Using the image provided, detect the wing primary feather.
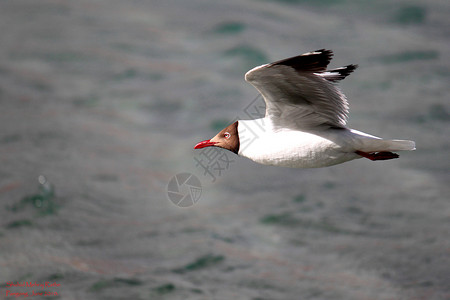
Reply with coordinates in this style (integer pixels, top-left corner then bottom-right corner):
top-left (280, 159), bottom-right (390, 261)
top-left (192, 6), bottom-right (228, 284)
top-left (318, 64), bottom-right (358, 82)
top-left (269, 49), bottom-right (333, 73)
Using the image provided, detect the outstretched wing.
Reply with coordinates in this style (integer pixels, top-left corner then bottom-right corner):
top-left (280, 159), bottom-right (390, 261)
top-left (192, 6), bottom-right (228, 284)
top-left (245, 49), bottom-right (357, 130)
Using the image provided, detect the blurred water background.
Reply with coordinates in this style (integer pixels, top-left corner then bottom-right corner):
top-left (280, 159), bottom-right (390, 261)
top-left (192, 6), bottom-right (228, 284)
top-left (0, 0), bottom-right (449, 299)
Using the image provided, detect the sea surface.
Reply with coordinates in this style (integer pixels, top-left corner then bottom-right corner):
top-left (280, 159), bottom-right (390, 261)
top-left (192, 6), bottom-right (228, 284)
top-left (0, 0), bottom-right (449, 299)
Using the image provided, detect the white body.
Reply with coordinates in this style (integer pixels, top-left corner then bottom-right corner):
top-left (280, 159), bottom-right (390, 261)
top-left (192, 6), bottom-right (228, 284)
top-left (237, 119), bottom-right (415, 168)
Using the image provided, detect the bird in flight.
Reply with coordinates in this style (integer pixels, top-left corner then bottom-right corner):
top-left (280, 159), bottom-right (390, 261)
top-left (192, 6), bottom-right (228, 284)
top-left (194, 49), bottom-right (415, 168)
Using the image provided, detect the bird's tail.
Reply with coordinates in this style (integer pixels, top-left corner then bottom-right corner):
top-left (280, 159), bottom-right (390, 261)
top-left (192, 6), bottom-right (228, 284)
top-left (350, 129), bottom-right (415, 151)
top-left (349, 129), bottom-right (415, 160)
top-left (360, 139), bottom-right (416, 152)
top-left (355, 139), bottom-right (415, 161)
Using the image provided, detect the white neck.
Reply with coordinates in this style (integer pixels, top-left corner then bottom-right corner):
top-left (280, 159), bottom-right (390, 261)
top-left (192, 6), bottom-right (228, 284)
top-left (237, 118), bottom-right (274, 156)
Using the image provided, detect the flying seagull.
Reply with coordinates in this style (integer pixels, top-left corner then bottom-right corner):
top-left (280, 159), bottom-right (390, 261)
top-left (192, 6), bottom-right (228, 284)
top-left (194, 49), bottom-right (415, 168)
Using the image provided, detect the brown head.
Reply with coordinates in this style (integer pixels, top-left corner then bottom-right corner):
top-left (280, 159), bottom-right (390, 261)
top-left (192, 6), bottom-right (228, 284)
top-left (194, 121), bottom-right (240, 154)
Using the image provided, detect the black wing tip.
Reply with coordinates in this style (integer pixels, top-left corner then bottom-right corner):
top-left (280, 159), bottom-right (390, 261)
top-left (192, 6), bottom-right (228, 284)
top-left (314, 49), bottom-right (333, 57)
top-left (346, 64), bottom-right (358, 72)
top-left (309, 48), bottom-right (334, 64)
top-left (336, 64), bottom-right (358, 76)
top-left (321, 64), bottom-right (358, 82)
top-left (271, 49), bottom-right (334, 72)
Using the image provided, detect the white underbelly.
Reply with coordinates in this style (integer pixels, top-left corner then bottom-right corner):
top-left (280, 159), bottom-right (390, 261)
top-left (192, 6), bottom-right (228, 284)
top-left (239, 131), bottom-right (358, 168)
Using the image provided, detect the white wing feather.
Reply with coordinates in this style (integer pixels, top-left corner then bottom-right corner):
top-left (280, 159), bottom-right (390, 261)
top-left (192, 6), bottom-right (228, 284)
top-left (245, 50), bottom-right (356, 130)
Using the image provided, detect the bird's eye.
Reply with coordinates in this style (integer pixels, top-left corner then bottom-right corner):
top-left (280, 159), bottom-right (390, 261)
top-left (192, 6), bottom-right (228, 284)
top-left (224, 132), bottom-right (230, 139)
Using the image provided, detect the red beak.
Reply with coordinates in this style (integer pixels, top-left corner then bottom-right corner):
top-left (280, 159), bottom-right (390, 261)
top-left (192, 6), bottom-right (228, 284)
top-left (194, 139), bottom-right (217, 149)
